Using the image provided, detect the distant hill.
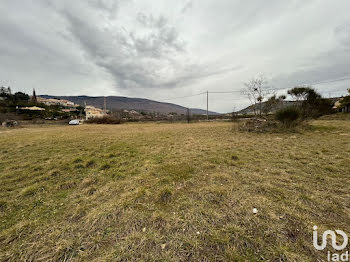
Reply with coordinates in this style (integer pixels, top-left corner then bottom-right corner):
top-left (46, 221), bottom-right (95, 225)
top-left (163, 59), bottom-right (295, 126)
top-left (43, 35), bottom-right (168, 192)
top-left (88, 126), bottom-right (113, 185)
top-left (39, 95), bottom-right (219, 115)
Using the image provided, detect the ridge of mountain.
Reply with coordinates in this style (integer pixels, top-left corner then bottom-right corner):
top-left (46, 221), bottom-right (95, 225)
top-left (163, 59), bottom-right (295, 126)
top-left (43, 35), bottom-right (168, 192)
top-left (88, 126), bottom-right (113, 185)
top-left (39, 95), bottom-right (219, 115)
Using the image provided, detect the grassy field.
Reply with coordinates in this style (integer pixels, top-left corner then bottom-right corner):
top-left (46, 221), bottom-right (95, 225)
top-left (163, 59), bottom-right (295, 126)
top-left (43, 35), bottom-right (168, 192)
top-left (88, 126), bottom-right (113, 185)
top-left (0, 120), bottom-right (350, 261)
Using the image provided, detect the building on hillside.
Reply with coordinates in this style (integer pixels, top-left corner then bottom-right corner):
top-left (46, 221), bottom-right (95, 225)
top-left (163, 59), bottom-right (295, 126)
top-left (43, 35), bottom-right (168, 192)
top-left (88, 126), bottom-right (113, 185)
top-left (85, 105), bottom-right (107, 120)
top-left (61, 108), bottom-right (79, 113)
top-left (334, 98), bottom-right (350, 113)
top-left (19, 106), bottom-right (45, 111)
top-left (122, 109), bottom-right (144, 120)
top-left (128, 110), bottom-right (141, 116)
top-left (37, 97), bottom-right (78, 107)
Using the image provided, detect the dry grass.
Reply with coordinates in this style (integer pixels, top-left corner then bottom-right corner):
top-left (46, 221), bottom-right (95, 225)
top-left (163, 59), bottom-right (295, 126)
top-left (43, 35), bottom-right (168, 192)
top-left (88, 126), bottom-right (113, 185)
top-left (0, 120), bottom-right (350, 261)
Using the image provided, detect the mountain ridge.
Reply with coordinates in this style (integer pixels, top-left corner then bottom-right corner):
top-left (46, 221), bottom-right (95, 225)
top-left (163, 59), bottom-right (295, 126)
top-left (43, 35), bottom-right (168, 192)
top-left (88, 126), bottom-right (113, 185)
top-left (39, 95), bottom-right (219, 115)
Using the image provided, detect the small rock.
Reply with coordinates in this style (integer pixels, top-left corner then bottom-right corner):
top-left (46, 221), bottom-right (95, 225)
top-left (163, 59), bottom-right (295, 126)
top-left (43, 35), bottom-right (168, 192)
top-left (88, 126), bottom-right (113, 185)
top-left (253, 208), bottom-right (258, 214)
top-left (161, 244), bottom-right (166, 250)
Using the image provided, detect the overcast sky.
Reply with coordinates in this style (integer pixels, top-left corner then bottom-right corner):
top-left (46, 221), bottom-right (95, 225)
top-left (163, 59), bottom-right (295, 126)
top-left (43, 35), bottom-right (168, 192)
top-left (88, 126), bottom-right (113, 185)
top-left (1, 0), bottom-right (350, 112)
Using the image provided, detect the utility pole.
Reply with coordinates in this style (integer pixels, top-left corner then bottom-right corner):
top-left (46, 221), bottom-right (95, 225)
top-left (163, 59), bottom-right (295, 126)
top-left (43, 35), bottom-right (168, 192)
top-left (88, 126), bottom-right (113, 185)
top-left (84, 101), bottom-right (87, 120)
top-left (206, 90), bottom-right (209, 121)
top-left (187, 108), bottom-right (190, 123)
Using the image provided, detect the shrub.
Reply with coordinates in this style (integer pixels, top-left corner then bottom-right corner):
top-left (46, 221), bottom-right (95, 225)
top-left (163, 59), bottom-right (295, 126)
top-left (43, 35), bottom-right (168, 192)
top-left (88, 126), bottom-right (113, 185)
top-left (275, 107), bottom-right (301, 127)
top-left (85, 116), bottom-right (121, 124)
top-left (287, 86), bottom-right (333, 118)
top-left (238, 118), bottom-right (279, 133)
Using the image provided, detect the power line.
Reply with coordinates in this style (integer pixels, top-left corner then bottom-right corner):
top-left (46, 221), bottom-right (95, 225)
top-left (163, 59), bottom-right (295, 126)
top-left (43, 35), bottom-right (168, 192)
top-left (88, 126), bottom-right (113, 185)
top-left (208, 75), bottom-right (350, 95)
top-left (309, 76), bottom-right (350, 86)
top-left (161, 92), bottom-right (206, 101)
top-left (159, 75), bottom-right (350, 102)
top-left (152, 75), bottom-right (350, 114)
top-left (268, 76), bottom-right (350, 92)
top-left (206, 91), bottom-right (209, 120)
top-left (209, 91), bottom-right (240, 94)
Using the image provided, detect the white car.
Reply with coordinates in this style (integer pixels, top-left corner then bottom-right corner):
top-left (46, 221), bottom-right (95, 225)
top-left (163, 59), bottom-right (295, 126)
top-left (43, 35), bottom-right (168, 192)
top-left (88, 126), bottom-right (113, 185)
top-left (69, 119), bottom-right (80, 125)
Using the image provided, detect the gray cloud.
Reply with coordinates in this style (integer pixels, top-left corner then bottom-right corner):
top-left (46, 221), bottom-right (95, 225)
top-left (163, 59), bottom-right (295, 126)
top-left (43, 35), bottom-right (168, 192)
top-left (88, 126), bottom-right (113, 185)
top-left (181, 0), bottom-right (193, 14)
top-left (86, 0), bottom-right (121, 18)
top-left (0, 0), bottom-right (349, 112)
top-left (270, 21), bottom-right (350, 96)
top-left (334, 22), bottom-right (350, 47)
top-left (52, 1), bottom-right (239, 90)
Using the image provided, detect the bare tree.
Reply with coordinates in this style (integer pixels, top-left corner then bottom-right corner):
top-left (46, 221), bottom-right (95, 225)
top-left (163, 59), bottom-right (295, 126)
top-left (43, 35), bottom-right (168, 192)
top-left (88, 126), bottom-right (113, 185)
top-left (241, 75), bottom-right (270, 116)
